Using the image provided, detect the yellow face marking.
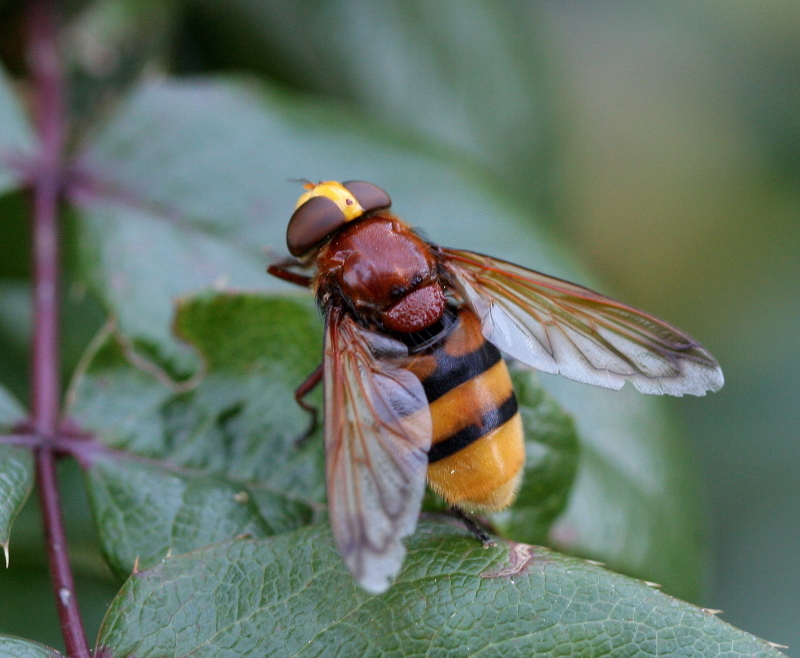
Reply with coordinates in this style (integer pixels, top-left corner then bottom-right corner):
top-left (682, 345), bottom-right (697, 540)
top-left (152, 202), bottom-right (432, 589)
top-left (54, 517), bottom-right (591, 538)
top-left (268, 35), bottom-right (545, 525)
top-left (295, 181), bottom-right (364, 222)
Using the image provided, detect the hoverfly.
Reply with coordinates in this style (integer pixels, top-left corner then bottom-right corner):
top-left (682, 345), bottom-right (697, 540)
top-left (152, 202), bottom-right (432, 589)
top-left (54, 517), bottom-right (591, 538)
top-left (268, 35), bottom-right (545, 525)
top-left (268, 180), bottom-right (723, 594)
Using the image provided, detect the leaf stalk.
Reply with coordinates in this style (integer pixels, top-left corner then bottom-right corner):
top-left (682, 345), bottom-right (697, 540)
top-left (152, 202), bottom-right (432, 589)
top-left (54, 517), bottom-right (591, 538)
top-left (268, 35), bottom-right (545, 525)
top-left (26, 0), bottom-right (92, 654)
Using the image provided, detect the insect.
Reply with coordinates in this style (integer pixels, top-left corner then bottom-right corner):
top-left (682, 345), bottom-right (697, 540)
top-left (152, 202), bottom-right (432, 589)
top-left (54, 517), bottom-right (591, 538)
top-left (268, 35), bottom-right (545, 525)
top-left (268, 180), bottom-right (724, 594)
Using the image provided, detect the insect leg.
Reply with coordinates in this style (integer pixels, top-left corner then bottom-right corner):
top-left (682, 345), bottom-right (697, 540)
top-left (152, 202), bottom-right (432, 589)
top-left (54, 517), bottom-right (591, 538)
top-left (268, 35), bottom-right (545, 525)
top-left (293, 363), bottom-right (324, 447)
top-left (268, 257), bottom-right (313, 288)
top-left (449, 507), bottom-right (497, 548)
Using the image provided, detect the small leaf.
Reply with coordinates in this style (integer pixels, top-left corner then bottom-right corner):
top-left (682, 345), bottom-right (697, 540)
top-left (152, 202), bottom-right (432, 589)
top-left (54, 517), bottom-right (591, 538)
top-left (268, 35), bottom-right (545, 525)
top-left (67, 294), bottom-right (324, 578)
top-left (71, 198), bottom-right (271, 376)
top-left (70, 80), bottom-right (293, 374)
top-left (0, 635), bottom-right (63, 658)
top-left (0, 386), bottom-right (33, 564)
top-left (97, 520), bottom-right (786, 658)
top-left (0, 446), bottom-right (34, 566)
top-left (0, 64), bottom-right (36, 196)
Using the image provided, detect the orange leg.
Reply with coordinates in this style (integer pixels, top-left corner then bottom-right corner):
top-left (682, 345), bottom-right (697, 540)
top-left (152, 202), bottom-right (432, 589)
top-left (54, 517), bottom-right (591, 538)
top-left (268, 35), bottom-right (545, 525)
top-left (269, 257), bottom-right (320, 444)
top-left (268, 257), bottom-right (313, 288)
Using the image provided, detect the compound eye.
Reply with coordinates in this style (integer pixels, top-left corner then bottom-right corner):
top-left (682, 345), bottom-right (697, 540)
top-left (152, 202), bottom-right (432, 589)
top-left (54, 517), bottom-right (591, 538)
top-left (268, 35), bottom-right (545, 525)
top-left (342, 181), bottom-right (392, 213)
top-left (286, 195), bottom-right (346, 257)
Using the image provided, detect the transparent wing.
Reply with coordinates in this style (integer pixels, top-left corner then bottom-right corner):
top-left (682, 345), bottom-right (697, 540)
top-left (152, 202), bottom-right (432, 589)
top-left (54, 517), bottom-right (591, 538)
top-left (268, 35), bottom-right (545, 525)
top-left (442, 248), bottom-right (724, 396)
top-left (324, 307), bottom-right (432, 594)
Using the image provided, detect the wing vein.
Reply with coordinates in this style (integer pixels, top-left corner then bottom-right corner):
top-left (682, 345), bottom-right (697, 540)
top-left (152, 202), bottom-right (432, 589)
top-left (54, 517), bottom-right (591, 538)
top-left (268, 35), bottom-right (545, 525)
top-left (442, 248), bottom-right (723, 395)
top-left (323, 308), bottom-right (432, 593)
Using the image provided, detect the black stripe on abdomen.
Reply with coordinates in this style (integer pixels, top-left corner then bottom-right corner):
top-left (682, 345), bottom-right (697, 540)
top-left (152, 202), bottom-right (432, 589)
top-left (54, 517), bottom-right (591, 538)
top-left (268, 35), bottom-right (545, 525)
top-left (427, 394), bottom-right (519, 463)
top-left (422, 340), bottom-right (502, 403)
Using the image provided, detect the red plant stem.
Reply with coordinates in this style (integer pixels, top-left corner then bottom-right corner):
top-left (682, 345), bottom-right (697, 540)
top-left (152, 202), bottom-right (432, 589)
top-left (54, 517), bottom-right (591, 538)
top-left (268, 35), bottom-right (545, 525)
top-left (35, 450), bottom-right (91, 657)
top-left (28, 3), bottom-right (60, 433)
top-left (26, 0), bottom-right (91, 656)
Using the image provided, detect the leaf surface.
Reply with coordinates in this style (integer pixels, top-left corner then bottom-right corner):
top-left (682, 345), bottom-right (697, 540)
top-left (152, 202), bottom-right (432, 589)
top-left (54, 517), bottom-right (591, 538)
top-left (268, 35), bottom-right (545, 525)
top-left (0, 386), bottom-right (32, 562)
top-left (0, 635), bottom-right (62, 658)
top-left (67, 294), bottom-right (323, 578)
top-left (0, 384), bottom-right (24, 426)
top-left (97, 521), bottom-right (786, 658)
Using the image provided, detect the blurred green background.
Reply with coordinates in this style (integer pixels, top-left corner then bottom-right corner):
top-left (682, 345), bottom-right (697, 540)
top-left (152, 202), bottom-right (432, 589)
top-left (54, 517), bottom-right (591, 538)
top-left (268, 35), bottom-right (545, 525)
top-left (0, 0), bottom-right (797, 653)
top-left (537, 3), bottom-right (800, 651)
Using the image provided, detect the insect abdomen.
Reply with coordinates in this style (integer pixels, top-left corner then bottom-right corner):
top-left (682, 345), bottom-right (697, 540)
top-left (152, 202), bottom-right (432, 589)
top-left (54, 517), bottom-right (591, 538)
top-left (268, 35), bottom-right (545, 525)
top-left (405, 308), bottom-right (525, 512)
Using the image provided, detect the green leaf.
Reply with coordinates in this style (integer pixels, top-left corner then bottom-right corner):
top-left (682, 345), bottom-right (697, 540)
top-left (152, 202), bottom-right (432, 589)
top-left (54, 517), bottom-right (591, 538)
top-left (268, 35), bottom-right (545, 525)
top-left (0, 636), bottom-right (62, 658)
top-left (97, 520), bottom-right (785, 658)
top-left (190, 0), bottom-right (553, 207)
top-left (0, 64), bottom-right (36, 196)
top-left (0, 386), bottom-right (33, 565)
top-left (71, 80), bottom-right (289, 375)
top-left (67, 294), bottom-right (324, 578)
top-left (543, 376), bottom-right (705, 602)
top-left (0, 459), bottom-right (124, 652)
top-left (0, 446), bottom-right (34, 567)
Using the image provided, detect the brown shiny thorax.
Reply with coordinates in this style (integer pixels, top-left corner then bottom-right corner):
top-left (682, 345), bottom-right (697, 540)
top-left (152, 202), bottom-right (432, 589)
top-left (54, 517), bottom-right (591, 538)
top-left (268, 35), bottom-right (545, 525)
top-left (315, 214), bottom-right (447, 332)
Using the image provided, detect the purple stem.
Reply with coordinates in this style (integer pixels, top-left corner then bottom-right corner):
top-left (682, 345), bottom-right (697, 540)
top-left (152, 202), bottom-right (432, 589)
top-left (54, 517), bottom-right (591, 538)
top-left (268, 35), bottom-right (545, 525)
top-left (36, 449), bottom-right (91, 657)
top-left (26, 0), bottom-right (91, 655)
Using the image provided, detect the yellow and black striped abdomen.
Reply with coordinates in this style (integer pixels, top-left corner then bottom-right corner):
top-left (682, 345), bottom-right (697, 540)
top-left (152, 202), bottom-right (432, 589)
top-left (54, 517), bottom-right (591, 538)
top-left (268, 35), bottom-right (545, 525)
top-left (405, 308), bottom-right (525, 512)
